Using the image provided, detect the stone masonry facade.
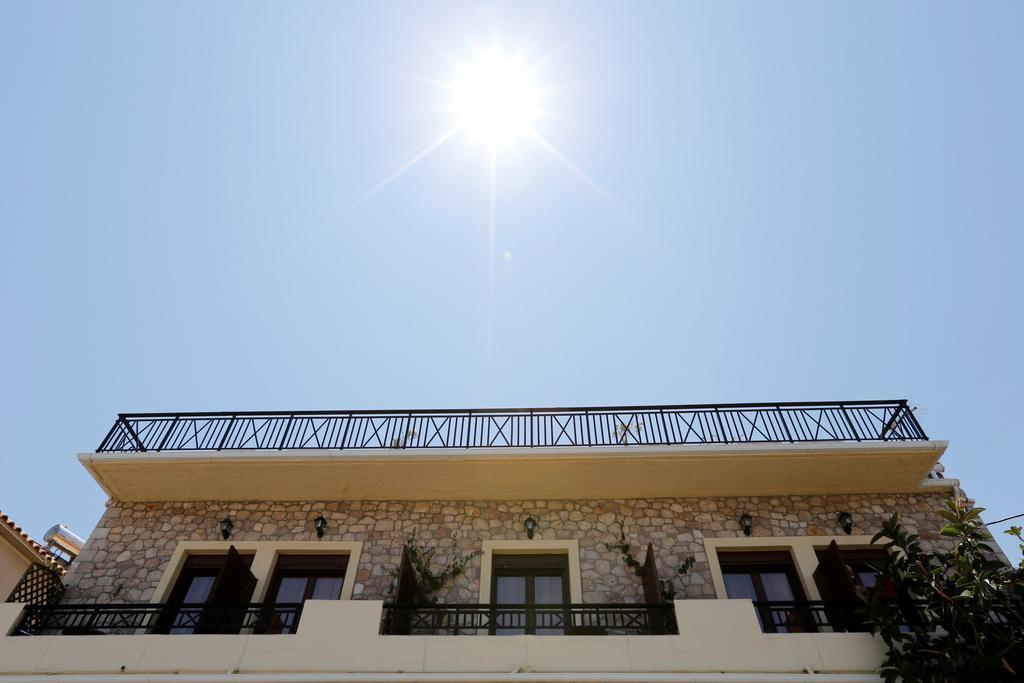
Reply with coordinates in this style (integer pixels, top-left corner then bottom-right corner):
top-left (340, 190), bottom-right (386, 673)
top-left (62, 492), bottom-right (953, 605)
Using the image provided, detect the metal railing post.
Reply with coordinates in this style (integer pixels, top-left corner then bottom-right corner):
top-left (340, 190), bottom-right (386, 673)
top-left (277, 414), bottom-right (295, 450)
top-left (839, 404), bottom-right (861, 441)
top-left (118, 415), bottom-right (147, 452)
top-left (216, 415), bottom-right (236, 451)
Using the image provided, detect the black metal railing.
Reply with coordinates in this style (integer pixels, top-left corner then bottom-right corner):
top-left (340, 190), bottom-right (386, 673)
top-left (15, 602), bottom-right (303, 636)
top-left (752, 600), bottom-right (936, 634)
top-left (752, 601), bottom-right (865, 633)
top-left (97, 400), bottom-right (927, 452)
top-left (380, 603), bottom-right (677, 636)
top-left (755, 599), bottom-right (1021, 635)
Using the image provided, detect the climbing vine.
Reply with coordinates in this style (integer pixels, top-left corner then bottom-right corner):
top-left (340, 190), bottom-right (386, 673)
top-left (390, 532), bottom-right (481, 603)
top-left (610, 528), bottom-right (646, 576)
top-left (611, 521), bottom-right (696, 600)
top-left (659, 556), bottom-right (696, 601)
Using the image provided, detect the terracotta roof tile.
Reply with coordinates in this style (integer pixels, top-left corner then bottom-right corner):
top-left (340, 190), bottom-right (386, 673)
top-left (0, 510), bottom-right (59, 567)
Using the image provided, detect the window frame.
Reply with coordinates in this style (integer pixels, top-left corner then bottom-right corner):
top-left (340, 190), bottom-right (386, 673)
top-left (490, 554), bottom-right (570, 635)
top-left (717, 550), bottom-right (812, 633)
top-left (266, 554), bottom-right (350, 604)
top-left (717, 550), bottom-right (809, 603)
top-left (165, 552), bottom-right (256, 606)
top-left (152, 541), bottom-right (363, 606)
top-left (477, 539), bottom-right (582, 605)
top-left (156, 550), bottom-right (257, 635)
top-left (702, 535), bottom-right (880, 602)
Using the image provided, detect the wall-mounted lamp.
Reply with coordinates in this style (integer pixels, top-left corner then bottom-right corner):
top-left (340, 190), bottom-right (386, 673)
top-left (837, 511), bottom-right (854, 535)
top-left (739, 513), bottom-right (753, 537)
top-left (219, 517), bottom-right (233, 540)
top-left (314, 514), bottom-right (328, 538)
top-left (524, 516), bottom-right (537, 539)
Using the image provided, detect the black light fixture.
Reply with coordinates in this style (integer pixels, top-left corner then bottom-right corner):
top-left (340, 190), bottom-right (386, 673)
top-left (739, 513), bottom-right (753, 537)
top-left (219, 517), bottom-right (233, 540)
top-left (837, 511), bottom-right (854, 535)
top-left (524, 516), bottom-right (537, 539)
top-left (314, 514), bottom-right (328, 539)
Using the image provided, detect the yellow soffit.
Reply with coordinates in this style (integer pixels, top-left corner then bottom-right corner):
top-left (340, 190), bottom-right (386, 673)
top-left (79, 440), bottom-right (951, 503)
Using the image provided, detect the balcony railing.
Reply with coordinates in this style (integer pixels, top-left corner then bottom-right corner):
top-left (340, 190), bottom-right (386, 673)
top-left (97, 400), bottom-right (926, 452)
top-left (380, 603), bottom-right (678, 636)
top-left (753, 601), bottom-right (867, 633)
top-left (752, 600), bottom-right (937, 634)
top-left (14, 602), bottom-right (303, 636)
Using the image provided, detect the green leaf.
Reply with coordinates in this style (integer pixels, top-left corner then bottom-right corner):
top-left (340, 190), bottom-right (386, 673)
top-left (962, 507), bottom-right (984, 522)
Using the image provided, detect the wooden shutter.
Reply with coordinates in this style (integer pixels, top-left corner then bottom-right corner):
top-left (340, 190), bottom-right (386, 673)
top-left (641, 543), bottom-right (670, 634)
top-left (813, 541), bottom-right (858, 603)
top-left (389, 545), bottom-right (419, 635)
top-left (812, 540), bottom-right (859, 631)
top-left (641, 543), bottom-right (661, 604)
top-left (196, 546), bottom-right (258, 634)
top-left (395, 545), bottom-right (418, 603)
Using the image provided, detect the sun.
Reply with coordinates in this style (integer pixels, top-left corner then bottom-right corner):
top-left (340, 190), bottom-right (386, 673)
top-left (348, 35), bottom-right (612, 212)
top-left (451, 48), bottom-right (539, 147)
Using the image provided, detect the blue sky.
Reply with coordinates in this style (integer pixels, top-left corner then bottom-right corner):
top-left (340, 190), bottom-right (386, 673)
top-left (1, 2), bottom-right (1022, 563)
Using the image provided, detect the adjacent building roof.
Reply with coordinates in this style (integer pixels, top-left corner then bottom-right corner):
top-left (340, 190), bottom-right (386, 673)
top-left (0, 510), bottom-right (58, 568)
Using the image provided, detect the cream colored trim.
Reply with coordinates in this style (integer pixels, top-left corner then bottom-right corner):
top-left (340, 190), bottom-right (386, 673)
top-left (0, 522), bottom-right (47, 567)
top-left (920, 477), bottom-right (959, 490)
top-left (82, 439), bottom-right (949, 464)
top-left (79, 439), bottom-right (948, 503)
top-left (152, 540), bottom-right (363, 604)
top-left (478, 539), bottom-right (582, 603)
top-left (703, 535), bottom-right (879, 600)
top-left (0, 674), bottom-right (887, 682)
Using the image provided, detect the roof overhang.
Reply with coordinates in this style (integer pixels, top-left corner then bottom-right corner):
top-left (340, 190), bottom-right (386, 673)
top-left (0, 516), bottom-right (50, 566)
top-left (79, 440), bottom-right (951, 503)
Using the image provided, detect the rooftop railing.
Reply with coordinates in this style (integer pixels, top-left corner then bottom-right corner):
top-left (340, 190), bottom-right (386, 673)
top-left (96, 400), bottom-right (927, 453)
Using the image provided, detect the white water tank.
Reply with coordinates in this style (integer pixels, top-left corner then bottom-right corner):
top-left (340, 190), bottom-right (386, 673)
top-left (43, 524), bottom-right (85, 559)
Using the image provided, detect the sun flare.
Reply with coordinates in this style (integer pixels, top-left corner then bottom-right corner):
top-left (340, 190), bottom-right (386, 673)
top-left (451, 48), bottom-right (539, 146)
top-left (348, 35), bottom-right (613, 216)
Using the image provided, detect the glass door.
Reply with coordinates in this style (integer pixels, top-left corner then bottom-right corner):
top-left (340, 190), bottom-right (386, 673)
top-left (265, 555), bottom-right (348, 634)
top-left (491, 555), bottom-right (569, 635)
top-left (158, 549), bottom-right (256, 634)
top-left (718, 551), bottom-right (809, 633)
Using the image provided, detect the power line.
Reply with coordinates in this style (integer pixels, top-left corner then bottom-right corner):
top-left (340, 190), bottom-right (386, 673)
top-left (962, 400), bottom-right (1024, 476)
top-left (949, 380), bottom-right (1024, 469)
top-left (987, 512), bottom-right (1024, 526)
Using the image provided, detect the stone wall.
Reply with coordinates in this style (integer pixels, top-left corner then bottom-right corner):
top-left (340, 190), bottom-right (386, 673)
top-left (62, 493), bottom-right (952, 604)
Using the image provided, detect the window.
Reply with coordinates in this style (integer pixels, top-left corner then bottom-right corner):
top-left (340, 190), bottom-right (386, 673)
top-left (718, 551), bottom-right (809, 633)
top-left (158, 548), bottom-right (255, 634)
top-left (816, 547), bottom-right (888, 589)
top-left (491, 554), bottom-right (569, 635)
top-left (265, 555), bottom-right (349, 634)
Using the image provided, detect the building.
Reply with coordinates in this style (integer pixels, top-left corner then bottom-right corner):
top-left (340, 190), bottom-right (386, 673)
top-left (0, 400), bottom-right (992, 681)
top-left (1, 512), bottom-right (66, 610)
